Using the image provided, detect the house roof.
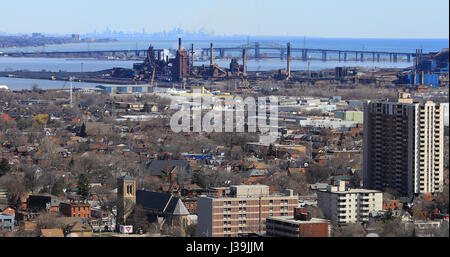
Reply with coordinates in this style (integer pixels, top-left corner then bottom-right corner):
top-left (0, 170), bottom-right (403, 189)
top-left (41, 228), bottom-right (64, 237)
top-left (144, 160), bottom-right (191, 176)
top-left (118, 175), bottom-right (136, 181)
top-left (136, 190), bottom-right (189, 216)
top-left (248, 169), bottom-right (268, 177)
top-left (70, 222), bottom-right (93, 232)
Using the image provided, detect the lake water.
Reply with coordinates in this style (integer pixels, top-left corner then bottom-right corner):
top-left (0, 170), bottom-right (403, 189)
top-left (0, 37), bottom-right (447, 90)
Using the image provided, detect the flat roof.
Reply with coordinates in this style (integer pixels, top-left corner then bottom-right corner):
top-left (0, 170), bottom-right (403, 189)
top-left (319, 188), bottom-right (382, 194)
top-left (266, 216), bottom-right (328, 225)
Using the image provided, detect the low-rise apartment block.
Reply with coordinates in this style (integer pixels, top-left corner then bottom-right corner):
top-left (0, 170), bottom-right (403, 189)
top-left (317, 181), bottom-right (383, 224)
top-left (266, 208), bottom-right (329, 237)
top-left (197, 185), bottom-right (298, 237)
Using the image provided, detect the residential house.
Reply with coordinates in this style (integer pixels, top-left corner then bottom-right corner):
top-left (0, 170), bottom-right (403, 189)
top-left (59, 201), bottom-right (91, 219)
top-left (145, 160), bottom-right (192, 182)
top-left (0, 213), bottom-right (14, 232)
top-left (65, 222), bottom-right (93, 237)
top-left (40, 228), bottom-right (64, 237)
top-left (26, 194), bottom-right (61, 213)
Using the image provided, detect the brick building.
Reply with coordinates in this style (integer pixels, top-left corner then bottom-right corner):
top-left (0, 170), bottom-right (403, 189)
top-left (266, 208), bottom-right (329, 237)
top-left (197, 185), bottom-right (298, 237)
top-left (59, 201), bottom-right (91, 218)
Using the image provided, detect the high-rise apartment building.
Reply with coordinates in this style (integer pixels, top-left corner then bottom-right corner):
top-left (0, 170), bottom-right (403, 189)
top-left (363, 93), bottom-right (444, 196)
top-left (197, 185), bottom-right (298, 237)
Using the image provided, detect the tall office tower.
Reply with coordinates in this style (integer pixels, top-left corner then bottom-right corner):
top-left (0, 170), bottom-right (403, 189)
top-left (363, 93), bottom-right (444, 196)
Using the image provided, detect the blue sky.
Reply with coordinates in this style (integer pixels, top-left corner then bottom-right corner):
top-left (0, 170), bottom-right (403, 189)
top-left (1, 0), bottom-right (449, 38)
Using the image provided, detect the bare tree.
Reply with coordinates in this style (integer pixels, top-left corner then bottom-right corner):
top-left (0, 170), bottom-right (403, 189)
top-left (331, 223), bottom-right (365, 237)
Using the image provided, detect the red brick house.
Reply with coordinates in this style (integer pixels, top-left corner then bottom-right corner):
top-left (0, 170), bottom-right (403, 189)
top-left (59, 201), bottom-right (91, 218)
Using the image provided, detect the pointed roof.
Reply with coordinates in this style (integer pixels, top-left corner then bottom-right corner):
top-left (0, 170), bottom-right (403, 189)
top-left (136, 190), bottom-right (190, 216)
top-left (169, 198), bottom-right (189, 216)
top-left (118, 175), bottom-right (136, 181)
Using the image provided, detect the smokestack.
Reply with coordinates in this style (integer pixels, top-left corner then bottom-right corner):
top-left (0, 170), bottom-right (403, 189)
top-left (242, 49), bottom-right (247, 74)
top-left (178, 38), bottom-right (182, 50)
top-left (415, 49), bottom-right (418, 69)
top-left (210, 43), bottom-right (214, 66)
top-left (287, 43), bottom-right (291, 78)
top-left (191, 43), bottom-right (194, 67)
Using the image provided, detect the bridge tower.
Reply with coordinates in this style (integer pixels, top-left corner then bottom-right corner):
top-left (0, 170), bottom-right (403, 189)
top-left (255, 42), bottom-right (260, 59)
top-left (302, 49), bottom-right (307, 61)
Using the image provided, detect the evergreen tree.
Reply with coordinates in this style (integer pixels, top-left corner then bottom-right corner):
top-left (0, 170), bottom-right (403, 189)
top-left (142, 102), bottom-right (150, 112)
top-left (77, 174), bottom-right (90, 199)
top-left (0, 158), bottom-right (11, 177)
top-left (51, 182), bottom-right (64, 197)
top-left (77, 123), bottom-right (87, 138)
top-left (69, 156), bottom-right (74, 167)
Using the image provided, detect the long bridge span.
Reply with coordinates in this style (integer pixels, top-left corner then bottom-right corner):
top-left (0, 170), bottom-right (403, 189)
top-left (0, 42), bottom-right (417, 63)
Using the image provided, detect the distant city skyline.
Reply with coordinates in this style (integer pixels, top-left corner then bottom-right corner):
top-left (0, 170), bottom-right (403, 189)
top-left (0, 0), bottom-right (449, 39)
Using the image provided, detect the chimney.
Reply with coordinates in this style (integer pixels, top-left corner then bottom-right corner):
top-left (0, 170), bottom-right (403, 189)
top-left (210, 43), bottom-right (214, 66)
top-left (287, 43), bottom-right (291, 78)
top-left (178, 38), bottom-right (182, 50)
top-left (294, 208), bottom-right (311, 221)
top-left (191, 43), bottom-right (194, 67)
top-left (242, 48), bottom-right (247, 74)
